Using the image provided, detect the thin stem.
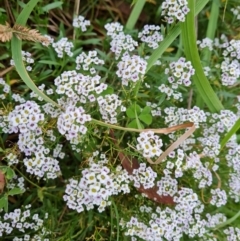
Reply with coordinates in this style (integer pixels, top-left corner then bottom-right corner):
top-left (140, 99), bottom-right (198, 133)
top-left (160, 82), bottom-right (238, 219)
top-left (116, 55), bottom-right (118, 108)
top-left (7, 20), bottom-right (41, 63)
top-left (15, 168), bottom-right (41, 189)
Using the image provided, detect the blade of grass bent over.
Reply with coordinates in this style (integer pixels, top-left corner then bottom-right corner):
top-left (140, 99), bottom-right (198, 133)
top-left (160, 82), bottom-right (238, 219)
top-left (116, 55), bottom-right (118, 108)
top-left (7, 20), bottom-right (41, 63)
top-left (181, 0), bottom-right (224, 113)
top-left (11, 0), bottom-right (60, 108)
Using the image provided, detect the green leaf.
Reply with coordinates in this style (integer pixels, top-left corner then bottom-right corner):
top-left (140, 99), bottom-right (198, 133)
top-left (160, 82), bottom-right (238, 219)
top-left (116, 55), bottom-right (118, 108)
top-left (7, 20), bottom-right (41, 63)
top-left (181, 0), bottom-right (224, 113)
top-left (126, 107), bottom-right (135, 118)
top-left (42, 2), bottom-right (63, 12)
top-left (138, 113), bottom-right (152, 125)
top-left (126, 104), bottom-right (141, 118)
top-left (100, 87), bottom-right (114, 96)
top-left (0, 195), bottom-right (8, 212)
top-left (127, 120), bottom-right (138, 129)
top-left (141, 106), bottom-right (151, 115)
top-left (8, 187), bottom-right (25, 196)
top-left (6, 168), bottom-right (15, 180)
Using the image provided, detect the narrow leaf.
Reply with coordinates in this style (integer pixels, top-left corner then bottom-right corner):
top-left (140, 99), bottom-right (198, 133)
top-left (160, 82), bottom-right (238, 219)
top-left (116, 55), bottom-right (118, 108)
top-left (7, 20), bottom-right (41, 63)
top-left (11, 0), bottom-right (60, 109)
top-left (181, 0), bottom-right (224, 113)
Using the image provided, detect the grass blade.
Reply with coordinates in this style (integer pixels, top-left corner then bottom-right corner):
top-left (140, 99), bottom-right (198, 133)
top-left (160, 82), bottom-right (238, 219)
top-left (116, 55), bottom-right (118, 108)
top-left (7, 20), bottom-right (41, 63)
top-left (126, 0), bottom-right (146, 30)
top-left (220, 118), bottom-right (240, 150)
top-left (181, 0), bottom-right (224, 113)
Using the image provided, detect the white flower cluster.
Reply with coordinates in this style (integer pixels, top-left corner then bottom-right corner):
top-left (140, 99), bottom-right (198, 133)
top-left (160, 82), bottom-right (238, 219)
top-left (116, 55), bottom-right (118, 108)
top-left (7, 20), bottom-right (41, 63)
top-left (73, 15), bottom-right (91, 31)
top-left (136, 131), bottom-right (163, 159)
top-left (124, 188), bottom-right (205, 241)
top-left (10, 51), bottom-right (34, 72)
top-left (54, 70), bottom-right (108, 104)
top-left (157, 175), bottom-right (178, 197)
top-left (105, 22), bottom-right (138, 59)
top-left (226, 143), bottom-right (240, 202)
top-left (52, 37), bottom-right (73, 58)
top-left (6, 101), bottom-right (61, 179)
top-left (206, 213), bottom-right (227, 229)
top-left (75, 50), bottom-right (104, 74)
top-left (30, 84), bottom-right (47, 101)
top-left (97, 94), bottom-right (125, 124)
top-left (5, 153), bottom-right (19, 166)
top-left (130, 163), bottom-right (157, 189)
top-left (57, 105), bottom-right (91, 142)
top-left (224, 227), bottom-right (240, 241)
top-left (161, 0), bottom-right (190, 23)
top-left (105, 22), bottom-right (123, 37)
top-left (8, 101), bottom-right (44, 135)
top-left (165, 57), bottom-right (194, 87)
top-left (231, 6), bottom-right (240, 20)
top-left (6, 174), bottom-right (25, 193)
top-left (42, 34), bottom-right (54, 46)
top-left (63, 153), bottom-right (130, 213)
top-left (138, 25), bottom-right (163, 49)
top-left (174, 188), bottom-right (204, 214)
top-left (210, 188), bottom-right (227, 207)
top-left (197, 110), bottom-right (237, 158)
top-left (164, 106), bottom-right (207, 128)
top-left (12, 93), bottom-right (26, 103)
top-left (0, 205), bottom-right (50, 238)
top-left (184, 152), bottom-right (213, 188)
top-left (23, 155), bottom-right (61, 179)
top-left (159, 57), bottom-right (194, 101)
top-left (166, 148), bottom-right (185, 178)
top-left (0, 78), bottom-right (10, 100)
top-left (220, 39), bottom-right (240, 86)
top-left (197, 37), bottom-right (213, 51)
top-left (146, 102), bottom-right (161, 117)
top-left (116, 54), bottom-right (147, 86)
top-left (221, 59), bottom-right (240, 86)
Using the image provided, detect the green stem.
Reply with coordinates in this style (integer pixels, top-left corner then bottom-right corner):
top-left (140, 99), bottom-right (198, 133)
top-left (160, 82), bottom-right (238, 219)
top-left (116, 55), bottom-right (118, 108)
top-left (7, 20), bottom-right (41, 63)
top-left (15, 168), bottom-right (41, 189)
top-left (91, 119), bottom-right (144, 133)
top-left (126, 0), bottom-right (146, 30)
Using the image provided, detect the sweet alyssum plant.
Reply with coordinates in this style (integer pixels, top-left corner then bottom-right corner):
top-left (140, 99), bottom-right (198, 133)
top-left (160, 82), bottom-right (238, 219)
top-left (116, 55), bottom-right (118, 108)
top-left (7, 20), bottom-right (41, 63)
top-left (0, 0), bottom-right (240, 240)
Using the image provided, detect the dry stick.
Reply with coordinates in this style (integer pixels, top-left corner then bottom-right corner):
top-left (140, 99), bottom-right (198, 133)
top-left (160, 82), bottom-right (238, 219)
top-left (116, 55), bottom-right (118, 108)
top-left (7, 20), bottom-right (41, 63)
top-left (146, 122), bottom-right (196, 164)
top-left (187, 88), bottom-right (193, 109)
top-left (0, 66), bottom-right (14, 77)
top-left (4, 0), bottom-right (15, 25)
